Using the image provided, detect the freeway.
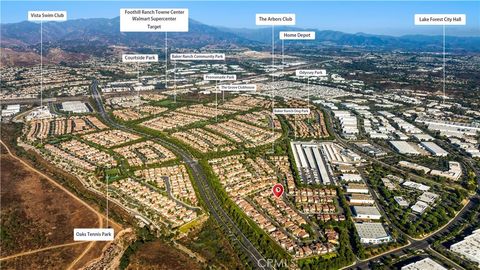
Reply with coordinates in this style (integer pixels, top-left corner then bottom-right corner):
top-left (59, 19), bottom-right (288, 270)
top-left (2, 89), bottom-right (161, 105)
top-left (90, 80), bottom-right (271, 270)
top-left (4, 58), bottom-right (332, 106)
top-left (2, 96), bottom-right (89, 105)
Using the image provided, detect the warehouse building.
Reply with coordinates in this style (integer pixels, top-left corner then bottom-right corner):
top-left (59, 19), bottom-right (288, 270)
top-left (416, 117), bottom-right (480, 137)
top-left (401, 258), bottom-right (447, 270)
top-left (291, 142), bottom-right (333, 185)
top-left (349, 194), bottom-right (375, 205)
top-left (353, 206), bottom-right (382, 220)
top-left (354, 222), bottom-right (391, 244)
top-left (333, 110), bottom-right (359, 139)
top-left (340, 174), bottom-right (363, 182)
top-left (421, 141), bottom-right (448, 156)
top-left (389, 140), bottom-right (421, 155)
top-left (346, 183), bottom-right (369, 194)
top-left (61, 101), bottom-right (90, 113)
top-left (413, 133), bottom-right (434, 141)
top-left (355, 142), bottom-right (387, 157)
top-left (1, 104), bottom-right (20, 117)
top-left (450, 229), bottom-right (480, 267)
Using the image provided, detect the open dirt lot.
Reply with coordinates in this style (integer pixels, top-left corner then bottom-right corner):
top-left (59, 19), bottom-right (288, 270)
top-left (126, 240), bottom-right (203, 270)
top-left (0, 143), bottom-right (117, 269)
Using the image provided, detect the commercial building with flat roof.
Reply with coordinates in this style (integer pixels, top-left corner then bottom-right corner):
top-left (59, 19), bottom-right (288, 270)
top-left (349, 194), bottom-right (375, 205)
top-left (418, 192), bottom-right (439, 205)
top-left (394, 196), bottom-right (409, 207)
top-left (401, 258), bottom-right (447, 270)
top-left (430, 161), bottom-right (462, 181)
top-left (411, 200), bottom-right (429, 214)
top-left (291, 142), bottom-right (333, 185)
top-left (421, 141), bottom-right (448, 157)
top-left (346, 183), bottom-right (369, 194)
top-left (381, 177), bottom-right (397, 190)
top-left (340, 174), bottom-right (363, 182)
top-left (413, 133), bottom-right (434, 141)
top-left (450, 229), bottom-right (480, 267)
top-left (390, 140), bottom-right (421, 155)
top-left (61, 101), bottom-right (90, 113)
top-left (402, 181), bottom-right (430, 191)
top-left (353, 206), bottom-right (382, 220)
top-left (354, 222), bottom-right (391, 244)
top-left (399, 161), bottom-right (431, 174)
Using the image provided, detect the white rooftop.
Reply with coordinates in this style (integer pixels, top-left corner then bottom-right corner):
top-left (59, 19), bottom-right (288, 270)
top-left (401, 258), bottom-right (447, 270)
top-left (413, 133), bottom-right (434, 141)
top-left (354, 222), bottom-right (389, 240)
top-left (390, 141), bottom-right (421, 155)
top-left (394, 196), bottom-right (409, 207)
top-left (421, 141), bottom-right (448, 156)
top-left (450, 229), bottom-right (480, 266)
top-left (411, 200), bottom-right (429, 214)
top-left (61, 101), bottom-right (90, 113)
top-left (353, 206), bottom-right (381, 218)
top-left (418, 192), bottom-right (439, 205)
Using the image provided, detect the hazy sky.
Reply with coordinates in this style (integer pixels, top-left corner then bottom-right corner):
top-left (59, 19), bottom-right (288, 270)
top-left (1, 1), bottom-right (479, 36)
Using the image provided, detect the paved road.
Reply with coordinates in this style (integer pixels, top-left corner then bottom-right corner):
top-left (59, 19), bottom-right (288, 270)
top-left (91, 80), bottom-right (270, 270)
top-left (2, 89), bottom-right (160, 105)
top-left (320, 109), bottom-right (479, 269)
top-left (350, 195), bottom-right (477, 269)
top-left (4, 59), bottom-right (331, 106)
top-left (161, 176), bottom-right (201, 211)
top-left (2, 96), bottom-right (89, 105)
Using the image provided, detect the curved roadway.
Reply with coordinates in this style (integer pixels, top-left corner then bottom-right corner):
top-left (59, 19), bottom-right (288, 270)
top-left (91, 80), bottom-right (270, 270)
top-left (322, 109), bottom-right (479, 270)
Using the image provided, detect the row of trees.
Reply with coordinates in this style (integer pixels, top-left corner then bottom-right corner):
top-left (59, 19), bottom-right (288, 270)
top-left (298, 227), bottom-right (355, 270)
top-left (302, 187), bottom-right (364, 269)
top-left (367, 164), bottom-right (468, 238)
top-left (198, 159), bottom-right (291, 269)
top-left (431, 199), bottom-right (480, 270)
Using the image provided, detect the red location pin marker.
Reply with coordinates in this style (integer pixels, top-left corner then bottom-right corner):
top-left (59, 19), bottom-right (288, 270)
top-left (272, 183), bottom-right (284, 198)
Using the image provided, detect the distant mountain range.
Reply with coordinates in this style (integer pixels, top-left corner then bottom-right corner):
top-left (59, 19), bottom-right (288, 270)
top-left (1, 17), bottom-right (479, 66)
top-left (1, 17), bottom-right (255, 49)
top-left (224, 26), bottom-right (480, 51)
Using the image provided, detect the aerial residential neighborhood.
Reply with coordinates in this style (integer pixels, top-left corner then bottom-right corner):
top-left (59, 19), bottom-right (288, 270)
top-left (1, 1), bottom-right (479, 270)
